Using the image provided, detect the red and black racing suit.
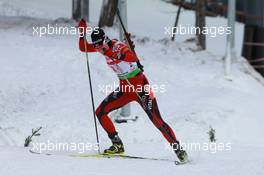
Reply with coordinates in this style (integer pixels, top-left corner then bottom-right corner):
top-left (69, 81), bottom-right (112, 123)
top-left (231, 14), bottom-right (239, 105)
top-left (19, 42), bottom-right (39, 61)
top-left (79, 38), bottom-right (178, 144)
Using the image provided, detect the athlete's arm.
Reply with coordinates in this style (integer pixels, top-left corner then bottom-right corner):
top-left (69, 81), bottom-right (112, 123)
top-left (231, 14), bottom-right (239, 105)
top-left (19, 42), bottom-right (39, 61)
top-left (78, 19), bottom-right (97, 53)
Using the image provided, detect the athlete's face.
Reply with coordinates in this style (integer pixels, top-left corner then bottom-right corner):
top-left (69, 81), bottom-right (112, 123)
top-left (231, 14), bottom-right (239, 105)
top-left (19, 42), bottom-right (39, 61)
top-left (95, 42), bottom-right (109, 52)
top-left (94, 42), bottom-right (103, 49)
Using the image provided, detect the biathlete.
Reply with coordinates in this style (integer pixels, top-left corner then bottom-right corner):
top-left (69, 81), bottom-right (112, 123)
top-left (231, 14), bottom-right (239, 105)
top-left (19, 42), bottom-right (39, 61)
top-left (78, 19), bottom-right (188, 163)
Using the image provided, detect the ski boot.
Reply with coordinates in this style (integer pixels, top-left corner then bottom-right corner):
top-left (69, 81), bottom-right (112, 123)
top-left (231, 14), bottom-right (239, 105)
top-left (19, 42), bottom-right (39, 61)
top-left (172, 142), bottom-right (188, 163)
top-left (104, 134), bottom-right (124, 155)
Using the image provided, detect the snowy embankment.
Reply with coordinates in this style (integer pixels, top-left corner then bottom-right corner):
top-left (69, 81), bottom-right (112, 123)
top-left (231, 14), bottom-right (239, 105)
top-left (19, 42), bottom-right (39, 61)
top-left (1, 15), bottom-right (264, 175)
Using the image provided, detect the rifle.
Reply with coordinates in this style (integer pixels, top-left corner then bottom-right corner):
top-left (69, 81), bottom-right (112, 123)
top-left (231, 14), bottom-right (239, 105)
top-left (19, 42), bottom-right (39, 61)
top-left (116, 8), bottom-right (144, 71)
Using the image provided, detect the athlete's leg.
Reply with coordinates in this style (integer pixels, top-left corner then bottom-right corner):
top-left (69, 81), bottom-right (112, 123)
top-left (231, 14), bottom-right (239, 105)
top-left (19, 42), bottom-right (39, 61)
top-left (132, 74), bottom-right (188, 162)
top-left (95, 87), bottom-right (132, 137)
top-left (137, 94), bottom-right (177, 144)
top-left (133, 74), bottom-right (177, 144)
top-left (96, 87), bottom-right (135, 154)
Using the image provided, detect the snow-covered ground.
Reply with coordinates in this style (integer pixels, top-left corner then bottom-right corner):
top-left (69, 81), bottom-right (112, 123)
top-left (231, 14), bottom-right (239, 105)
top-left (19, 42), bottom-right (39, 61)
top-left (0, 0), bottom-right (264, 175)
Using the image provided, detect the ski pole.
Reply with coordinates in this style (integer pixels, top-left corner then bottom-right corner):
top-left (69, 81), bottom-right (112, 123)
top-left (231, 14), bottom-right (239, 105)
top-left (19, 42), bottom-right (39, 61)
top-left (116, 8), bottom-right (144, 71)
top-left (83, 32), bottom-right (100, 154)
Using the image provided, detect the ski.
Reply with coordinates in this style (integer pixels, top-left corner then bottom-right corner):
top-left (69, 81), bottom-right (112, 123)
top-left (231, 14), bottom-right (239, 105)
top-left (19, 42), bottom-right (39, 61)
top-left (29, 149), bottom-right (188, 165)
top-left (73, 153), bottom-right (189, 165)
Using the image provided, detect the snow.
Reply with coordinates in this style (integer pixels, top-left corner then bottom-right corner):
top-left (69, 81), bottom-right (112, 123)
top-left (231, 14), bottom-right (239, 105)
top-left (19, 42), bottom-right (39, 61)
top-left (1, 146), bottom-right (264, 175)
top-left (0, 0), bottom-right (72, 19)
top-left (1, 0), bottom-right (264, 175)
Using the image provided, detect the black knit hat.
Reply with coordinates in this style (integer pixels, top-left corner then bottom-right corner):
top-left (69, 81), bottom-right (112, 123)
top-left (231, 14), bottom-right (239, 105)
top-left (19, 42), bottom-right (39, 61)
top-left (91, 28), bottom-right (105, 46)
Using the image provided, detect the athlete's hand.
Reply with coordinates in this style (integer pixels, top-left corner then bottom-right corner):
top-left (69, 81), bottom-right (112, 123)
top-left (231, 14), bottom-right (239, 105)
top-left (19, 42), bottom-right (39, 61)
top-left (116, 53), bottom-right (125, 60)
top-left (78, 19), bottom-right (87, 37)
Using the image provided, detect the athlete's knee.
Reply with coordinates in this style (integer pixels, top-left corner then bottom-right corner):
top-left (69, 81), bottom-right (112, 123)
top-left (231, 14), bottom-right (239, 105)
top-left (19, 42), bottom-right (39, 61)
top-left (95, 107), bottom-right (100, 117)
top-left (96, 106), bottom-right (106, 121)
